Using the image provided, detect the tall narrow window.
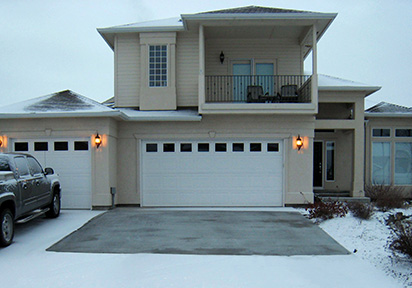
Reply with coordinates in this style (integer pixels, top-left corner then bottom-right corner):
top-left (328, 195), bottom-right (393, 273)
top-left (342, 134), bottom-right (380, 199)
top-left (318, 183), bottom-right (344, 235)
top-left (149, 45), bottom-right (167, 87)
top-left (372, 142), bottom-right (391, 184)
top-left (394, 143), bottom-right (412, 185)
top-left (326, 141), bottom-right (335, 181)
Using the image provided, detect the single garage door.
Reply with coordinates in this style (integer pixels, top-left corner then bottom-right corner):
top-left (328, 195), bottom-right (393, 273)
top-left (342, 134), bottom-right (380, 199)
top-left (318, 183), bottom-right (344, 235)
top-left (141, 140), bottom-right (284, 207)
top-left (12, 138), bottom-right (92, 209)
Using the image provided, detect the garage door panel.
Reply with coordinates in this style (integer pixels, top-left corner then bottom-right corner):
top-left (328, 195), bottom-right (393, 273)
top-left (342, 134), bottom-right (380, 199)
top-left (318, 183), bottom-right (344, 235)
top-left (12, 138), bottom-right (91, 209)
top-left (142, 140), bottom-right (284, 207)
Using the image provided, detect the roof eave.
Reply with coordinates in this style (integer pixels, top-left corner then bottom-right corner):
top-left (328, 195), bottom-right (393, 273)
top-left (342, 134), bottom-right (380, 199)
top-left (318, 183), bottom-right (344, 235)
top-left (181, 12), bottom-right (337, 21)
top-left (0, 111), bottom-right (122, 119)
top-left (365, 112), bottom-right (412, 118)
top-left (319, 86), bottom-right (381, 96)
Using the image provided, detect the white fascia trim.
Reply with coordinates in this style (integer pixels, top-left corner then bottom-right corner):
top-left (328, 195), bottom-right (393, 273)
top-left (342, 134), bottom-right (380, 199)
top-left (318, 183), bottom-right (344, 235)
top-left (365, 112), bottom-right (412, 118)
top-left (0, 111), bottom-right (123, 119)
top-left (319, 86), bottom-right (381, 96)
top-left (97, 26), bottom-right (185, 34)
top-left (181, 12), bottom-right (337, 21)
top-left (123, 115), bottom-right (202, 121)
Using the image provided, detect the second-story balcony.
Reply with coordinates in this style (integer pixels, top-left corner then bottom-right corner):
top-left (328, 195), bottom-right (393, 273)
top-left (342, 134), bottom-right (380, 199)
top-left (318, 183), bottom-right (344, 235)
top-left (205, 75), bottom-right (311, 104)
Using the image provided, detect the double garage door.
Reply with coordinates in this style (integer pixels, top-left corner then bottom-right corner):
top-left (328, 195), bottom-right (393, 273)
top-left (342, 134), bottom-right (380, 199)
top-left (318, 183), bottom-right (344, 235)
top-left (12, 138), bottom-right (92, 209)
top-left (142, 140), bottom-right (284, 207)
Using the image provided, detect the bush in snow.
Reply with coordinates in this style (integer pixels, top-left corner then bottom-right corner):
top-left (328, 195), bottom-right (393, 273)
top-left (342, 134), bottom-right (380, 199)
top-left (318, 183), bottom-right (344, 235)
top-left (306, 199), bottom-right (348, 221)
top-left (388, 215), bottom-right (412, 258)
top-left (347, 202), bottom-right (374, 220)
top-left (364, 184), bottom-right (405, 212)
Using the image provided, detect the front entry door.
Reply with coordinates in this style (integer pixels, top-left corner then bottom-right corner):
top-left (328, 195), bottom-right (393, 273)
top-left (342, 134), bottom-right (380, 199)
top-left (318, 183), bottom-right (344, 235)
top-left (313, 142), bottom-right (323, 188)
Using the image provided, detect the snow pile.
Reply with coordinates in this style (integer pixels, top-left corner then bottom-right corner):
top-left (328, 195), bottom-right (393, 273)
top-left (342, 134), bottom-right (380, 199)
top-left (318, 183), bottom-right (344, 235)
top-left (319, 208), bottom-right (412, 287)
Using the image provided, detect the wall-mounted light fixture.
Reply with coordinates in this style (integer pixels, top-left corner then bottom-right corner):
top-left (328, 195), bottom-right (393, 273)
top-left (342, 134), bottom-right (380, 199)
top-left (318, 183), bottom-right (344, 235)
top-left (0, 138), bottom-right (2, 147)
top-left (219, 51), bottom-right (225, 64)
top-left (95, 133), bottom-right (102, 148)
top-left (296, 135), bottom-right (303, 151)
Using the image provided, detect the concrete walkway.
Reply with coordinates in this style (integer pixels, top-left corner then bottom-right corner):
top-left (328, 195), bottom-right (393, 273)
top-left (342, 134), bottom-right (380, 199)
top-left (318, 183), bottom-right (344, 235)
top-left (47, 208), bottom-right (349, 255)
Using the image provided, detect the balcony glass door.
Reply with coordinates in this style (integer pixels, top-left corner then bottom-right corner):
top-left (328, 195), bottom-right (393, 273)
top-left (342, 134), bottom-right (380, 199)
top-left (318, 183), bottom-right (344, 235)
top-left (233, 62), bottom-right (251, 102)
top-left (256, 63), bottom-right (274, 96)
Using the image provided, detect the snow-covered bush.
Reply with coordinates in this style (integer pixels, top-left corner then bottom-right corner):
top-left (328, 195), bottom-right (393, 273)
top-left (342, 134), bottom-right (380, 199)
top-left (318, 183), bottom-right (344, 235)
top-left (365, 184), bottom-right (405, 212)
top-left (387, 213), bottom-right (412, 258)
top-left (347, 202), bottom-right (374, 220)
top-left (306, 199), bottom-right (348, 221)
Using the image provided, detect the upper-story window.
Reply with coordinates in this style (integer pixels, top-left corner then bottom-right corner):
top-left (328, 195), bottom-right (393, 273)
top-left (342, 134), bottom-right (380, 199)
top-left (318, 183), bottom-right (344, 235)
top-left (149, 45), bottom-right (167, 87)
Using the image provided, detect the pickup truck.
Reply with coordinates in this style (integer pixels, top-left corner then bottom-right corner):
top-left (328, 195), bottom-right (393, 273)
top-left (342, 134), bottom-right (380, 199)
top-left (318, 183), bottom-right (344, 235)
top-left (0, 153), bottom-right (61, 247)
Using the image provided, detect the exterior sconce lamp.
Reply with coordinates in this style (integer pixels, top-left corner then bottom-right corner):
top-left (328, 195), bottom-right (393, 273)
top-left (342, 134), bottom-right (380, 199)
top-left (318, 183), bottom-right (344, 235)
top-left (296, 135), bottom-right (303, 151)
top-left (219, 51), bottom-right (225, 64)
top-left (0, 138), bottom-right (2, 147)
top-left (95, 133), bottom-right (102, 148)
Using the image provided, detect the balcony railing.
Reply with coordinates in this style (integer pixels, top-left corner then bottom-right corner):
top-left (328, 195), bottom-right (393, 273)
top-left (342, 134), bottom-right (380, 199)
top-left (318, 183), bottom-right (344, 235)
top-left (205, 75), bottom-right (312, 104)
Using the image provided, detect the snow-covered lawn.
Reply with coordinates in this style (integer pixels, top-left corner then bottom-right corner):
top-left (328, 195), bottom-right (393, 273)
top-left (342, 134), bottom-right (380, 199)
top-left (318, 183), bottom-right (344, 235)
top-left (0, 209), bottom-right (409, 288)
top-left (319, 207), bottom-right (412, 288)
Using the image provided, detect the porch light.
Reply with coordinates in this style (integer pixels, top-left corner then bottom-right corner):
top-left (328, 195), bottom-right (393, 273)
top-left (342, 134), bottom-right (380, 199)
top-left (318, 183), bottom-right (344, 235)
top-left (296, 135), bottom-right (303, 151)
top-left (0, 138), bottom-right (2, 147)
top-left (219, 51), bottom-right (225, 64)
top-left (95, 133), bottom-right (102, 148)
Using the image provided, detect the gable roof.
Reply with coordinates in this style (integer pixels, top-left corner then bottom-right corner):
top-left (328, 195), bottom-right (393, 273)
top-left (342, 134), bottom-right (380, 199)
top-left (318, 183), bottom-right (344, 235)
top-left (197, 6), bottom-right (312, 14)
top-left (0, 90), bottom-right (119, 119)
top-left (365, 101), bottom-right (412, 117)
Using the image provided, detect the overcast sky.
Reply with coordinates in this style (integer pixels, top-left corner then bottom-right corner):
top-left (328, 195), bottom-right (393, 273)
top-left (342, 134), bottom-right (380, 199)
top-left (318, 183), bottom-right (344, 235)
top-left (1, 0), bottom-right (411, 108)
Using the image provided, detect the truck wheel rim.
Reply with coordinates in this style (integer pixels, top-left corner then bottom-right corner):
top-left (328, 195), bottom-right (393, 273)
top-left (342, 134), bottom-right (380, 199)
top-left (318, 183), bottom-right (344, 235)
top-left (2, 213), bottom-right (13, 242)
top-left (53, 195), bottom-right (60, 214)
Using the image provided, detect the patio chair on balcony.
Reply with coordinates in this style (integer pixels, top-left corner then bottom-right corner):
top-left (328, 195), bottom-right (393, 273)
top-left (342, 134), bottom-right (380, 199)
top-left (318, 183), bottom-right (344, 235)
top-left (247, 85), bottom-right (266, 103)
top-left (279, 84), bottom-right (298, 103)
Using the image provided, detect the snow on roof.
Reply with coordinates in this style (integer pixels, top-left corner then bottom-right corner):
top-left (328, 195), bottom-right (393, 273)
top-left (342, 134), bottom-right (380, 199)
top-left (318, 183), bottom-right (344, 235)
top-left (0, 90), bottom-right (117, 118)
top-left (317, 74), bottom-right (381, 96)
top-left (365, 101), bottom-right (412, 117)
top-left (118, 108), bottom-right (201, 121)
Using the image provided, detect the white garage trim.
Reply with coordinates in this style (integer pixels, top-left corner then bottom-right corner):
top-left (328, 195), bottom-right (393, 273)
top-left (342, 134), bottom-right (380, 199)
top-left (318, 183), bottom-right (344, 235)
top-left (11, 138), bottom-right (92, 209)
top-left (140, 139), bottom-right (285, 207)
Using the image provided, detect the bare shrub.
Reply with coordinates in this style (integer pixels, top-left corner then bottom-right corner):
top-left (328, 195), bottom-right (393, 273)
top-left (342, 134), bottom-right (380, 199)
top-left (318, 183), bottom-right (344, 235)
top-left (306, 199), bottom-right (348, 221)
top-left (364, 184), bottom-right (405, 211)
top-left (388, 219), bottom-right (412, 258)
top-left (348, 202), bottom-right (374, 220)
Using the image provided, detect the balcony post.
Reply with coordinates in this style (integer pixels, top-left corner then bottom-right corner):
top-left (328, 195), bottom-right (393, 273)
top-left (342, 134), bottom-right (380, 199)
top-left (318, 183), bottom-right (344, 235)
top-left (311, 24), bottom-right (318, 111)
top-left (198, 24), bottom-right (205, 112)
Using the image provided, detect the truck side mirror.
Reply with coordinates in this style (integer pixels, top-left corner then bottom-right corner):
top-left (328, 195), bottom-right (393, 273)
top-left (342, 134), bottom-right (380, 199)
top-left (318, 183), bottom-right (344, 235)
top-left (44, 167), bottom-right (54, 175)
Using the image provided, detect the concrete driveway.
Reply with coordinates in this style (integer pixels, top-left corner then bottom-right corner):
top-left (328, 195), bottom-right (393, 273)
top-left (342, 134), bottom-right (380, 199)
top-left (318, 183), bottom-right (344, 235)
top-left (47, 208), bottom-right (349, 256)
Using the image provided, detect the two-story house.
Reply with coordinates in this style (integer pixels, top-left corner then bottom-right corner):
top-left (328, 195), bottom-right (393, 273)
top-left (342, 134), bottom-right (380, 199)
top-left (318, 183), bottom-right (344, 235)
top-left (0, 6), bottom-right (391, 209)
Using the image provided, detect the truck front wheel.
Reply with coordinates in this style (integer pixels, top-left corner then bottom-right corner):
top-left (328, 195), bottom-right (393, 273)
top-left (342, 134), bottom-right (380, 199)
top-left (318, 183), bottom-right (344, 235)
top-left (46, 192), bottom-right (60, 218)
top-left (0, 208), bottom-right (14, 247)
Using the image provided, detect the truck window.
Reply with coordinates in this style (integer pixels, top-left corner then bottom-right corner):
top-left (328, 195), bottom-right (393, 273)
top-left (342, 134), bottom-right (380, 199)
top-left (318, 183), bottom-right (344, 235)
top-left (27, 157), bottom-right (43, 175)
top-left (0, 157), bottom-right (11, 171)
top-left (14, 157), bottom-right (30, 177)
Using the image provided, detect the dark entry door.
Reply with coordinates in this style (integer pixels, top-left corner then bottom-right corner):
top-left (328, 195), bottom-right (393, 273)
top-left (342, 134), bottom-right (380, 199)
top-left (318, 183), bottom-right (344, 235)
top-left (313, 142), bottom-right (323, 188)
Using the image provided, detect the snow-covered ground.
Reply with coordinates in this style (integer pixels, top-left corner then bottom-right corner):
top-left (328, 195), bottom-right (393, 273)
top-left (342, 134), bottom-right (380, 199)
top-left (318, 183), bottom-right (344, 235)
top-left (319, 207), bottom-right (412, 288)
top-left (0, 209), bottom-right (409, 288)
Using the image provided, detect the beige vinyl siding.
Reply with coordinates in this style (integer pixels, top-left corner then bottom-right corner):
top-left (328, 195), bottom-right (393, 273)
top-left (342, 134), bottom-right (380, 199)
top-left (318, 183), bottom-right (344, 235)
top-left (176, 32), bottom-right (199, 106)
top-left (115, 34), bottom-right (140, 107)
top-left (205, 38), bottom-right (302, 75)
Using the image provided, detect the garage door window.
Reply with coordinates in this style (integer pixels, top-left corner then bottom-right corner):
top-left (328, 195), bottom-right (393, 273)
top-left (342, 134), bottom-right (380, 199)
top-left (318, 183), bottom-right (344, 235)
top-left (163, 143), bottom-right (175, 152)
top-left (215, 143), bottom-right (227, 152)
top-left (198, 143), bottom-right (209, 152)
top-left (74, 141), bottom-right (89, 151)
top-left (14, 142), bottom-right (28, 152)
top-left (34, 142), bottom-right (48, 151)
top-left (54, 142), bottom-right (69, 151)
top-left (146, 143), bottom-right (157, 152)
top-left (250, 143), bottom-right (262, 152)
top-left (233, 143), bottom-right (244, 152)
top-left (268, 143), bottom-right (279, 152)
top-left (180, 143), bottom-right (192, 152)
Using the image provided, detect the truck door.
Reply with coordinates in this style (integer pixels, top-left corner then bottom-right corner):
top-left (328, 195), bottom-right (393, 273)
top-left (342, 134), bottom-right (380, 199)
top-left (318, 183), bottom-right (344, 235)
top-left (27, 156), bottom-right (50, 208)
top-left (14, 156), bottom-right (35, 214)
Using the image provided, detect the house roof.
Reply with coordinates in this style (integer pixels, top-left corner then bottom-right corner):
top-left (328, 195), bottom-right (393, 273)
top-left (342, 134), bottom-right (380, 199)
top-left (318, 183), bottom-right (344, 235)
top-left (365, 101), bottom-right (412, 118)
top-left (0, 90), bottom-right (119, 119)
top-left (317, 74), bottom-right (381, 96)
top-left (197, 6), bottom-right (311, 14)
top-left (98, 6), bottom-right (336, 50)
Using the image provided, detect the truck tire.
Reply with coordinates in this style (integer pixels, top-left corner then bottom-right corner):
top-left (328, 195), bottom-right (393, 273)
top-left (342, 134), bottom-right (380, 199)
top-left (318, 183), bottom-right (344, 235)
top-left (0, 208), bottom-right (14, 247)
top-left (46, 192), bottom-right (60, 218)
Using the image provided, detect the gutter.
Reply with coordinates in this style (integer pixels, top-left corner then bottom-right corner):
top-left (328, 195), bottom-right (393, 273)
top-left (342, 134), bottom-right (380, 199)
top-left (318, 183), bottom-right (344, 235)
top-left (364, 112), bottom-right (412, 118)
